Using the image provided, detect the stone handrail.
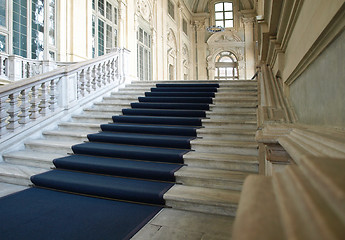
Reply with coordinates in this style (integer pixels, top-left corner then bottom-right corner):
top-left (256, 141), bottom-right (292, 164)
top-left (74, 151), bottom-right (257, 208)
top-left (0, 48), bottom-right (129, 141)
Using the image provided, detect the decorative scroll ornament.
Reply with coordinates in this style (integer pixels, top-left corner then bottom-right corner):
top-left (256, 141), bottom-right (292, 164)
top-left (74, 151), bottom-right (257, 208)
top-left (207, 25), bottom-right (225, 33)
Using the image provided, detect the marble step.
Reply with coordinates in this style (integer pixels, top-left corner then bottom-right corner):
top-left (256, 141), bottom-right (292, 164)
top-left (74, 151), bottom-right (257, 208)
top-left (217, 87), bottom-right (257, 92)
top-left (272, 166), bottom-right (344, 240)
top-left (93, 102), bottom-right (130, 109)
top-left (202, 119), bottom-right (257, 130)
top-left (3, 150), bottom-right (65, 169)
top-left (43, 130), bottom-right (89, 142)
top-left (206, 112), bottom-right (257, 120)
top-left (215, 91), bottom-right (257, 96)
top-left (183, 152), bottom-right (259, 173)
top-left (103, 95), bottom-right (139, 101)
top-left (175, 166), bottom-right (250, 191)
top-left (0, 162), bottom-right (46, 186)
top-left (110, 92), bottom-right (145, 98)
top-left (214, 97), bottom-right (258, 103)
top-left (210, 102), bottom-right (258, 108)
top-left (24, 139), bottom-right (75, 155)
top-left (71, 114), bottom-right (114, 123)
top-left (164, 185), bottom-right (240, 216)
top-left (232, 175), bottom-right (284, 240)
top-left (0, 182), bottom-right (28, 197)
top-left (82, 108), bottom-right (122, 116)
top-left (58, 122), bottom-right (101, 132)
top-left (118, 86), bottom-right (153, 91)
top-left (191, 139), bottom-right (258, 156)
top-left (197, 128), bottom-right (256, 141)
top-left (209, 106), bottom-right (257, 114)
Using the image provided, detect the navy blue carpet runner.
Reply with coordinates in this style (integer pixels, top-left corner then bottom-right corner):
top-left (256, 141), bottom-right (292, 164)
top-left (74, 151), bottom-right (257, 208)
top-left (0, 83), bottom-right (219, 240)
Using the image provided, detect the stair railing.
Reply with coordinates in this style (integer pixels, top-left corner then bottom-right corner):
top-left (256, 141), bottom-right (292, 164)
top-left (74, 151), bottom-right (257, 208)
top-left (0, 48), bottom-right (130, 145)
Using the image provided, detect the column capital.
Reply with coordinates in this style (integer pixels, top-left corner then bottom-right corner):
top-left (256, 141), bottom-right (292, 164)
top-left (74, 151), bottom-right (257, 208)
top-left (241, 17), bottom-right (256, 25)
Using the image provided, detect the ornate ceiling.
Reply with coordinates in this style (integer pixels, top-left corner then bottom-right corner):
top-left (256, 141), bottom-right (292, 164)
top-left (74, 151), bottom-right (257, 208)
top-left (183, 0), bottom-right (255, 13)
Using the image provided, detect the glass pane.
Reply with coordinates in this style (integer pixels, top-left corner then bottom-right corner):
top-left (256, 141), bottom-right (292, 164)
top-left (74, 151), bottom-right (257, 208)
top-left (224, 2), bottom-right (232, 11)
top-left (98, 19), bottom-right (104, 56)
top-left (32, 0), bottom-right (44, 60)
top-left (114, 7), bottom-right (118, 25)
top-left (98, 0), bottom-right (104, 15)
top-left (92, 15), bottom-right (95, 58)
top-left (227, 68), bottom-right (233, 76)
top-left (106, 24), bottom-right (112, 48)
top-left (0, 0), bottom-right (6, 27)
top-left (49, 0), bottom-right (55, 46)
top-left (219, 68), bottom-right (226, 77)
top-left (216, 20), bottom-right (224, 28)
top-left (168, 0), bottom-right (174, 19)
top-left (92, 0), bottom-right (95, 10)
top-left (220, 56), bottom-right (233, 63)
top-left (0, 34), bottom-right (6, 52)
top-left (106, 2), bottom-right (112, 21)
top-left (114, 28), bottom-right (118, 47)
top-left (215, 3), bottom-right (223, 12)
top-left (215, 12), bottom-right (223, 20)
top-left (224, 20), bottom-right (233, 28)
top-left (49, 51), bottom-right (55, 60)
top-left (224, 12), bottom-right (233, 20)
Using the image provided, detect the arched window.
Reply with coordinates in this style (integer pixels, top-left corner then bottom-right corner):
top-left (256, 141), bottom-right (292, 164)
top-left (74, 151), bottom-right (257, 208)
top-left (215, 51), bottom-right (239, 80)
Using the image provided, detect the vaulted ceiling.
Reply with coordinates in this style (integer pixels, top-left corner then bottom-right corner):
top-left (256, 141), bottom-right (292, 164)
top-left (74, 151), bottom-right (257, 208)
top-left (183, 0), bottom-right (255, 13)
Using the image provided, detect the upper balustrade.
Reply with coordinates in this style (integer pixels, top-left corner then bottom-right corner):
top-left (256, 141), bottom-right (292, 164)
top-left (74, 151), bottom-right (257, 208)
top-left (0, 48), bottom-right (130, 141)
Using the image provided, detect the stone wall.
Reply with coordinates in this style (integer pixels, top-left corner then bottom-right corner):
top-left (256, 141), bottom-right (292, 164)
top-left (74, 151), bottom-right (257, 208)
top-left (290, 29), bottom-right (345, 128)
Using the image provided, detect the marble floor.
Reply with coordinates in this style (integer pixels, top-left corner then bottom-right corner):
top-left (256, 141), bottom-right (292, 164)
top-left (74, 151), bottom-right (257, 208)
top-left (0, 184), bottom-right (234, 240)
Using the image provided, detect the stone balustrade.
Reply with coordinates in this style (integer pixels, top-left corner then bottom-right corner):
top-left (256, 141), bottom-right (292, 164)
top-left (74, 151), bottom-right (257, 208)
top-left (0, 48), bottom-right (129, 141)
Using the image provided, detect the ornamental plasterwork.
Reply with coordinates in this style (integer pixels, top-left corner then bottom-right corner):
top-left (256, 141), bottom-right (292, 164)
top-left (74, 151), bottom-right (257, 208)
top-left (136, 0), bottom-right (152, 22)
top-left (167, 29), bottom-right (177, 50)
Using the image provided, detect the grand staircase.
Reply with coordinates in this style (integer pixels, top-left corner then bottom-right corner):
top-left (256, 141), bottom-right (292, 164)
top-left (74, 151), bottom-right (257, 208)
top-left (0, 80), bottom-right (258, 216)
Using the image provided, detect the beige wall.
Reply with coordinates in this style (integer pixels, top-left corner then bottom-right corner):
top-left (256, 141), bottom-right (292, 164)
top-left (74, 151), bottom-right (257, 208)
top-left (290, 29), bottom-right (345, 127)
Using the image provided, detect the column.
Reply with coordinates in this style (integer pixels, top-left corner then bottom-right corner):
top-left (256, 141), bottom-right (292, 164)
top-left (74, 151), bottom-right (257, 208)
top-left (243, 17), bottom-right (256, 79)
top-left (194, 19), bottom-right (208, 80)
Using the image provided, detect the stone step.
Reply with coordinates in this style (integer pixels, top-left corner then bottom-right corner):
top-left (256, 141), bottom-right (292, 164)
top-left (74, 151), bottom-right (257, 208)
top-left (210, 102), bottom-right (258, 108)
top-left (43, 130), bottom-right (89, 142)
top-left (71, 114), bottom-right (114, 123)
top-left (272, 166), bottom-right (344, 240)
top-left (214, 97), bottom-right (258, 103)
top-left (3, 150), bottom-right (65, 169)
top-left (202, 119), bottom-right (257, 129)
top-left (103, 95), bottom-right (139, 101)
top-left (164, 185), bottom-right (240, 216)
top-left (183, 152), bottom-right (258, 173)
top-left (0, 162), bottom-right (46, 186)
top-left (24, 139), bottom-right (75, 155)
top-left (191, 139), bottom-right (258, 156)
top-left (58, 122), bottom-right (101, 132)
top-left (175, 166), bottom-right (250, 191)
top-left (206, 112), bottom-right (257, 120)
top-left (111, 92), bottom-right (146, 98)
top-left (216, 91), bottom-right (258, 96)
top-left (197, 128), bottom-right (256, 141)
top-left (210, 106), bottom-right (257, 114)
top-left (93, 102), bottom-right (130, 109)
top-left (82, 108), bottom-right (123, 116)
top-left (0, 182), bottom-right (28, 198)
top-left (118, 86), bottom-right (153, 91)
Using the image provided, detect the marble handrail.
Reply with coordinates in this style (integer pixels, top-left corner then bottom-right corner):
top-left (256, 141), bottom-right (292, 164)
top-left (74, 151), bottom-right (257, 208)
top-left (0, 48), bottom-right (129, 140)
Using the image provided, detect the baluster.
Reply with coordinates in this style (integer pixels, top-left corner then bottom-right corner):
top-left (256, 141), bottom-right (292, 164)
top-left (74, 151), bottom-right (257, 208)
top-left (39, 82), bottom-right (49, 116)
top-left (91, 65), bottom-right (97, 91)
top-left (101, 63), bottom-right (107, 86)
top-left (85, 67), bottom-right (92, 95)
top-left (0, 96), bottom-right (9, 137)
top-left (49, 79), bottom-right (58, 112)
top-left (18, 88), bottom-right (31, 125)
top-left (29, 85), bottom-right (40, 119)
top-left (7, 92), bottom-right (20, 131)
top-left (106, 60), bottom-right (112, 83)
top-left (96, 64), bottom-right (102, 88)
top-left (78, 70), bottom-right (86, 98)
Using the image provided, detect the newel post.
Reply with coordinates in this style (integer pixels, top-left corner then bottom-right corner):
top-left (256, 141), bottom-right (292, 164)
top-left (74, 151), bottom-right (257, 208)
top-left (8, 55), bottom-right (24, 81)
top-left (60, 72), bottom-right (78, 109)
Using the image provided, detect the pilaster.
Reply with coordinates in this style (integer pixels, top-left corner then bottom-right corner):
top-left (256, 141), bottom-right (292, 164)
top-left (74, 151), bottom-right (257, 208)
top-left (193, 14), bottom-right (209, 80)
top-left (243, 17), bottom-right (256, 79)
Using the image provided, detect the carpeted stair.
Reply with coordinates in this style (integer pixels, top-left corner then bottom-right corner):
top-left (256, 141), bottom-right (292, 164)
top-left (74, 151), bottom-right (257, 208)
top-left (0, 83), bottom-right (220, 239)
